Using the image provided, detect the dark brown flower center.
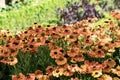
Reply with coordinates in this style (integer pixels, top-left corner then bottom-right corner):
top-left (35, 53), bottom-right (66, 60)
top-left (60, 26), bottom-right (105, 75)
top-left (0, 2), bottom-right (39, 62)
top-left (95, 72), bottom-right (98, 75)
top-left (54, 52), bottom-right (58, 55)
top-left (59, 57), bottom-right (64, 61)
top-left (98, 45), bottom-right (103, 49)
top-left (98, 50), bottom-right (101, 54)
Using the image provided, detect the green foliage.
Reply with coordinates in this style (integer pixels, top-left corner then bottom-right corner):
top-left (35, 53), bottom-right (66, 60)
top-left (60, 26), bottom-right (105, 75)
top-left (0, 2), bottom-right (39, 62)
top-left (0, 46), bottom-right (56, 79)
top-left (0, 0), bottom-right (79, 32)
top-left (11, 46), bottom-right (55, 74)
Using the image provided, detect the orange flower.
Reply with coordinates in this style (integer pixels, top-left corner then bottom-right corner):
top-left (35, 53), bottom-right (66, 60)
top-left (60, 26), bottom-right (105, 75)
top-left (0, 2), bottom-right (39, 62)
top-left (67, 47), bottom-right (79, 57)
top-left (98, 74), bottom-right (112, 80)
top-left (112, 66), bottom-right (120, 77)
top-left (32, 23), bottom-right (39, 28)
top-left (70, 40), bottom-right (81, 47)
top-left (114, 40), bottom-right (120, 48)
top-left (46, 66), bottom-right (54, 77)
top-left (63, 68), bottom-right (74, 77)
top-left (50, 32), bottom-right (60, 39)
top-left (12, 73), bottom-right (26, 80)
top-left (84, 60), bottom-right (103, 73)
top-left (52, 67), bottom-right (64, 77)
top-left (88, 49), bottom-right (105, 58)
top-left (47, 42), bottom-right (58, 50)
top-left (61, 28), bottom-right (72, 36)
top-left (70, 77), bottom-right (79, 80)
top-left (103, 65), bottom-right (112, 73)
top-left (113, 77), bottom-right (120, 80)
top-left (50, 47), bottom-right (64, 59)
top-left (67, 64), bottom-right (80, 72)
top-left (87, 17), bottom-right (98, 22)
top-left (9, 48), bottom-right (18, 57)
top-left (79, 27), bottom-right (89, 36)
top-left (72, 54), bottom-right (85, 62)
top-left (34, 70), bottom-right (43, 79)
top-left (104, 58), bottom-right (116, 67)
top-left (26, 73), bottom-right (35, 80)
top-left (72, 31), bottom-right (80, 38)
top-left (67, 34), bottom-right (78, 43)
top-left (91, 70), bottom-right (102, 78)
top-left (42, 75), bottom-right (50, 80)
top-left (80, 65), bottom-right (87, 74)
top-left (94, 49), bottom-right (105, 58)
top-left (0, 46), bottom-right (10, 57)
top-left (82, 36), bottom-right (93, 46)
top-left (0, 57), bottom-right (18, 66)
top-left (55, 57), bottom-right (67, 65)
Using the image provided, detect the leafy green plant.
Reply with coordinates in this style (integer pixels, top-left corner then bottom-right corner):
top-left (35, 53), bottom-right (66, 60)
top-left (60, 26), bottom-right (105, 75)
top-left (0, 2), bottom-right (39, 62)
top-left (0, 0), bottom-right (79, 31)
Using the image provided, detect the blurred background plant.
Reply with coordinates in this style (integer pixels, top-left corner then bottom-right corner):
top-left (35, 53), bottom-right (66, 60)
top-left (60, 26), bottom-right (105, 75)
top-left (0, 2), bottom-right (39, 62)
top-left (0, 0), bottom-right (119, 32)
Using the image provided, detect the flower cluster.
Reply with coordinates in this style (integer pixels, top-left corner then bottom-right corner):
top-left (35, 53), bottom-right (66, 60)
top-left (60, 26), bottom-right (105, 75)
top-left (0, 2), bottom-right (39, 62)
top-left (0, 12), bottom-right (120, 80)
top-left (110, 10), bottom-right (120, 21)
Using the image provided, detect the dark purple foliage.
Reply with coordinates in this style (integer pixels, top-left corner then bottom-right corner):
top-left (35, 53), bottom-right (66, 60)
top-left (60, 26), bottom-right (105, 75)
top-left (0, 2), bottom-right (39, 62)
top-left (56, 0), bottom-right (104, 25)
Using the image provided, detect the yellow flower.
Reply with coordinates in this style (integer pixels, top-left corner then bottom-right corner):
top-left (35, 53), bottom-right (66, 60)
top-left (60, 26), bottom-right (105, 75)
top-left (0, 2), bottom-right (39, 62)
top-left (92, 70), bottom-right (102, 78)
top-left (102, 74), bottom-right (112, 80)
top-left (52, 68), bottom-right (63, 77)
top-left (113, 77), bottom-right (120, 80)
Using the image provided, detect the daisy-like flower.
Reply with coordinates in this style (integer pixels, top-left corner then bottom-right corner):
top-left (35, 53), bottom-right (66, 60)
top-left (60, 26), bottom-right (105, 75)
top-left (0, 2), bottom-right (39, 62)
top-left (50, 47), bottom-right (64, 59)
top-left (0, 57), bottom-right (18, 66)
top-left (72, 54), bottom-right (85, 62)
top-left (55, 56), bottom-right (67, 65)
top-left (79, 27), bottom-right (89, 36)
top-left (34, 70), bottom-right (43, 80)
top-left (112, 66), bottom-right (120, 77)
top-left (63, 68), bottom-right (74, 77)
top-left (82, 35), bottom-right (93, 46)
top-left (84, 60), bottom-right (102, 73)
top-left (87, 17), bottom-right (98, 22)
top-left (79, 20), bottom-right (90, 27)
top-left (110, 10), bottom-right (120, 20)
top-left (80, 65), bottom-right (87, 74)
top-left (46, 66), bottom-right (54, 77)
top-left (61, 28), bottom-right (72, 36)
top-left (50, 32), bottom-right (60, 39)
top-left (52, 67), bottom-right (64, 77)
top-left (113, 77), bottom-right (120, 80)
top-left (104, 58), bottom-right (116, 68)
top-left (70, 40), bottom-right (81, 48)
top-left (67, 64), bottom-right (80, 72)
top-left (42, 75), bottom-right (50, 80)
top-left (95, 49), bottom-right (105, 58)
top-left (92, 70), bottom-right (102, 78)
top-left (32, 23), bottom-right (39, 28)
top-left (67, 47), bottom-right (79, 58)
top-left (67, 34), bottom-right (78, 43)
top-left (70, 77), bottom-right (79, 80)
top-left (72, 31), bottom-right (80, 38)
top-left (0, 46), bottom-right (11, 57)
top-left (12, 73), bottom-right (26, 80)
top-left (100, 36), bottom-right (113, 44)
top-left (103, 65), bottom-right (112, 73)
top-left (88, 48), bottom-right (105, 58)
top-left (9, 37), bottom-right (22, 48)
top-left (47, 42), bottom-right (58, 50)
top-left (114, 40), bottom-right (120, 48)
top-left (26, 73), bottom-right (35, 80)
top-left (98, 74), bottom-right (112, 80)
